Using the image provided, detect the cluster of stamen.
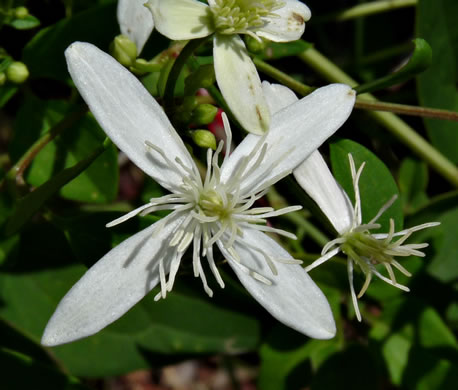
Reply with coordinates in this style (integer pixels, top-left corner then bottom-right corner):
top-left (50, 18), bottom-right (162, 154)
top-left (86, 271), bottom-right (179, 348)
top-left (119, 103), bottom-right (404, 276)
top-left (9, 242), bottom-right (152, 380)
top-left (107, 114), bottom-right (301, 301)
top-left (305, 154), bottom-right (439, 321)
top-left (209, 0), bottom-right (284, 38)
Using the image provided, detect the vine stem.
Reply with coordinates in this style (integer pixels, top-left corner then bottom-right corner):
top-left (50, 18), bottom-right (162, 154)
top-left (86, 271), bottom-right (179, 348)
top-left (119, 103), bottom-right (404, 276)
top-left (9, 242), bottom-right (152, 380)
top-left (4, 108), bottom-right (87, 187)
top-left (321, 0), bottom-right (417, 22)
top-left (163, 36), bottom-right (211, 114)
top-left (253, 52), bottom-right (458, 188)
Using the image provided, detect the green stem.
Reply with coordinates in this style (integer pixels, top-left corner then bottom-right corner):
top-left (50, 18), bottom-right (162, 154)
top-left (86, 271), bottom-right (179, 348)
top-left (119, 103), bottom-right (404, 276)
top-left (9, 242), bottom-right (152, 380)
top-left (284, 212), bottom-right (330, 247)
top-left (163, 37), bottom-right (210, 114)
top-left (298, 48), bottom-right (458, 187)
top-left (4, 108), bottom-right (86, 187)
top-left (331, 0), bottom-right (417, 22)
top-left (252, 56), bottom-right (314, 95)
top-left (355, 100), bottom-right (458, 121)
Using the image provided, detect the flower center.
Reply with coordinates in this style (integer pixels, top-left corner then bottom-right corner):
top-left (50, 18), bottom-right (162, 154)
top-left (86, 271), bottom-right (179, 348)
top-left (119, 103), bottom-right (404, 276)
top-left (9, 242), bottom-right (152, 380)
top-left (198, 188), bottom-right (231, 219)
top-left (209, 0), bottom-right (284, 35)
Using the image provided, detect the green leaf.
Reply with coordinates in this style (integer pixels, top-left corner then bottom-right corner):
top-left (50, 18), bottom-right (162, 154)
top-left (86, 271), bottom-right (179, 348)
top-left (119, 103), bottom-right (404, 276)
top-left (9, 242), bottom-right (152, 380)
top-left (0, 84), bottom-right (18, 108)
top-left (417, 0), bottom-right (458, 163)
top-left (399, 157), bottom-right (429, 214)
top-left (8, 14), bottom-right (40, 30)
top-left (22, 2), bottom-right (118, 81)
top-left (0, 348), bottom-right (90, 390)
top-left (256, 40), bottom-right (312, 60)
top-left (355, 38), bottom-right (432, 94)
top-left (330, 138), bottom-right (403, 232)
top-left (10, 97), bottom-right (118, 203)
top-left (5, 140), bottom-right (109, 235)
top-left (426, 207), bottom-right (458, 283)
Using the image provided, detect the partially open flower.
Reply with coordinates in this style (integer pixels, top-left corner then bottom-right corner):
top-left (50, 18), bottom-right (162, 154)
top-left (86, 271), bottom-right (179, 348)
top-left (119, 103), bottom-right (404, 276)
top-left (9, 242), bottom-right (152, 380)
top-left (294, 151), bottom-right (440, 321)
top-left (41, 42), bottom-right (356, 346)
top-left (146, 0), bottom-right (311, 135)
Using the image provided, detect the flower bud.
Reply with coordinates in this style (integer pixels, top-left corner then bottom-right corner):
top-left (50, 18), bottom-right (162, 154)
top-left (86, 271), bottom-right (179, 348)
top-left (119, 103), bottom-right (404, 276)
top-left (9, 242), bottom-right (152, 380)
top-left (109, 35), bottom-right (137, 67)
top-left (0, 72), bottom-right (6, 86)
top-left (192, 130), bottom-right (217, 151)
top-left (244, 35), bottom-right (267, 54)
top-left (14, 6), bottom-right (29, 19)
top-left (192, 104), bottom-right (218, 126)
top-left (6, 61), bottom-right (29, 84)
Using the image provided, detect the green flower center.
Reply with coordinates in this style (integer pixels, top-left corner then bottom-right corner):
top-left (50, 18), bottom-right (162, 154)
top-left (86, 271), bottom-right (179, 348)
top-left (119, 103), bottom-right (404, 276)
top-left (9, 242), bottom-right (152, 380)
top-left (198, 188), bottom-right (232, 220)
top-left (209, 0), bottom-right (284, 35)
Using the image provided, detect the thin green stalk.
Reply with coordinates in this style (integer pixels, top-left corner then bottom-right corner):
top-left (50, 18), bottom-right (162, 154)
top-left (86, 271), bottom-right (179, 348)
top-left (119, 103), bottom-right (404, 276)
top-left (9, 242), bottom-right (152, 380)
top-left (163, 37), bottom-right (210, 114)
top-left (285, 212), bottom-right (330, 247)
top-left (297, 48), bottom-right (458, 188)
top-left (332, 0), bottom-right (417, 22)
top-left (252, 57), bottom-right (314, 95)
top-left (4, 108), bottom-right (86, 187)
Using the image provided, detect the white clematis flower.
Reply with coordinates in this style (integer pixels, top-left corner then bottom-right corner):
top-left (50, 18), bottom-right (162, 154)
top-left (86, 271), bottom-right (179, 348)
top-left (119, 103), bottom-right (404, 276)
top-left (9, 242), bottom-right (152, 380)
top-left (294, 150), bottom-right (440, 321)
top-left (117, 0), bottom-right (154, 54)
top-left (41, 42), bottom-right (356, 346)
top-left (145, 0), bottom-right (311, 135)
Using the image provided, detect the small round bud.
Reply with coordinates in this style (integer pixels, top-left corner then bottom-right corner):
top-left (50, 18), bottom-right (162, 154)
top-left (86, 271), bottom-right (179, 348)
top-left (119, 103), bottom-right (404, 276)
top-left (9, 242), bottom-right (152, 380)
top-left (109, 35), bottom-right (137, 67)
top-left (0, 72), bottom-right (6, 86)
top-left (192, 104), bottom-right (218, 126)
top-left (6, 61), bottom-right (29, 84)
top-left (14, 6), bottom-right (29, 19)
top-left (244, 35), bottom-right (267, 54)
top-left (192, 130), bottom-right (217, 151)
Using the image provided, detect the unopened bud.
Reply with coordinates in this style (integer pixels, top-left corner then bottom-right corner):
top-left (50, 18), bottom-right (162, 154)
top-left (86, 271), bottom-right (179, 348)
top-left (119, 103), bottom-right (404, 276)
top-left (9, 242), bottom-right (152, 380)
top-left (192, 130), bottom-right (217, 151)
top-left (110, 35), bottom-right (137, 67)
top-left (14, 6), bottom-right (29, 19)
top-left (244, 35), bottom-right (267, 54)
top-left (0, 72), bottom-right (6, 86)
top-left (6, 61), bottom-right (29, 84)
top-left (192, 104), bottom-right (218, 126)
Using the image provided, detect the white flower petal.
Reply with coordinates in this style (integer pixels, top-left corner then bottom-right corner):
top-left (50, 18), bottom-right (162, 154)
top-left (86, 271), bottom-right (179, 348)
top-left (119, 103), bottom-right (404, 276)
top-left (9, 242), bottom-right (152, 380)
top-left (41, 212), bottom-right (186, 346)
top-left (262, 80), bottom-right (298, 114)
top-left (294, 151), bottom-right (353, 235)
top-left (65, 42), bottom-right (197, 192)
top-left (117, 0), bottom-right (154, 54)
top-left (217, 227), bottom-right (336, 339)
top-left (221, 84), bottom-right (356, 195)
top-left (145, 0), bottom-right (213, 40)
top-left (214, 34), bottom-right (270, 135)
top-left (257, 0), bottom-right (311, 42)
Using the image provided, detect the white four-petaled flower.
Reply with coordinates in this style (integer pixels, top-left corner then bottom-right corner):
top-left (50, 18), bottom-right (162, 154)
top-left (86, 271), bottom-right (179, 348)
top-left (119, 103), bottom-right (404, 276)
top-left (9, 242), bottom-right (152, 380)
top-left (294, 148), bottom-right (440, 321)
top-left (146, 0), bottom-right (311, 135)
top-left (117, 0), bottom-right (155, 54)
top-left (41, 42), bottom-right (356, 346)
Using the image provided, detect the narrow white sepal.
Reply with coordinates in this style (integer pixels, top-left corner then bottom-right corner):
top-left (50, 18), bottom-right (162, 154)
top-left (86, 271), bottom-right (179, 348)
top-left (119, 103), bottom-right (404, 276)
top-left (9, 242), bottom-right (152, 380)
top-left (145, 0), bottom-right (213, 40)
top-left (294, 151), bottom-right (353, 235)
top-left (214, 34), bottom-right (270, 135)
top-left (117, 0), bottom-right (154, 54)
top-left (221, 84), bottom-right (356, 195)
top-left (65, 42), bottom-right (197, 192)
top-left (41, 212), bottom-right (186, 346)
top-left (217, 228), bottom-right (336, 339)
top-left (257, 0), bottom-right (311, 42)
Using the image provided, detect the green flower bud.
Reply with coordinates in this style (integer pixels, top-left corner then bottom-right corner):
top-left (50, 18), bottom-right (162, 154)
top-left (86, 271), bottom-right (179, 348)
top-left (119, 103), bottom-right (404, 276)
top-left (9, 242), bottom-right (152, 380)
top-left (109, 35), bottom-right (137, 67)
top-left (244, 35), bottom-right (267, 54)
top-left (14, 6), bottom-right (29, 19)
top-left (0, 72), bottom-right (6, 86)
top-left (192, 130), bottom-right (217, 151)
top-left (191, 104), bottom-right (218, 126)
top-left (6, 61), bottom-right (29, 84)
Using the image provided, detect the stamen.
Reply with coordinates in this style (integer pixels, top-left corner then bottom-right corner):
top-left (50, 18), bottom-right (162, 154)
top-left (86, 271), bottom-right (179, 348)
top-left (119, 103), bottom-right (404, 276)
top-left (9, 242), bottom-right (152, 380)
top-left (347, 258), bottom-right (362, 322)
